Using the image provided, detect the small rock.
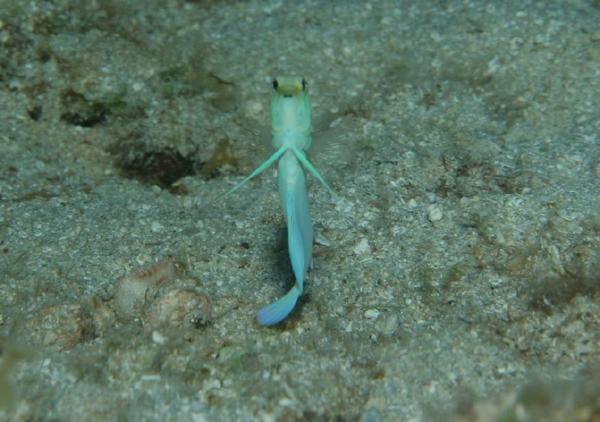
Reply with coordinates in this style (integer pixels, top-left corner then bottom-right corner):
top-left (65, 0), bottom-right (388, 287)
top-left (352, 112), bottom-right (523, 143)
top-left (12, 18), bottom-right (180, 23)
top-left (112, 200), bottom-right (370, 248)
top-left (114, 259), bottom-right (176, 320)
top-left (353, 238), bottom-right (371, 255)
top-left (151, 330), bottom-right (167, 345)
top-left (144, 288), bottom-right (211, 329)
top-left (30, 304), bottom-right (95, 350)
top-left (427, 204), bottom-right (443, 223)
top-left (150, 221), bottom-right (163, 233)
top-left (364, 309), bottom-right (381, 320)
top-left (375, 313), bottom-right (399, 337)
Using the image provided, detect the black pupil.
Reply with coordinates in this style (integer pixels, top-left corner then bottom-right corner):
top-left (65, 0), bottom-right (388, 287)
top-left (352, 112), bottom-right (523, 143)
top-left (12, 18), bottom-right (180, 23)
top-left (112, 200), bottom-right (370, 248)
top-left (273, 79), bottom-right (279, 90)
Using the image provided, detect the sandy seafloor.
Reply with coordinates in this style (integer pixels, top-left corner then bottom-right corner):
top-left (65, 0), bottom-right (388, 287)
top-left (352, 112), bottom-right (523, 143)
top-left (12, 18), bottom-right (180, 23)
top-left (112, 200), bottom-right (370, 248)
top-left (1, 0), bottom-right (600, 420)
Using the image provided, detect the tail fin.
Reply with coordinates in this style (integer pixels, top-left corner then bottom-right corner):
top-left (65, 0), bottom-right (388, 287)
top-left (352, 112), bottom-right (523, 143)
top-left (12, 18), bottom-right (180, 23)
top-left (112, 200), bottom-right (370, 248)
top-left (256, 286), bottom-right (301, 326)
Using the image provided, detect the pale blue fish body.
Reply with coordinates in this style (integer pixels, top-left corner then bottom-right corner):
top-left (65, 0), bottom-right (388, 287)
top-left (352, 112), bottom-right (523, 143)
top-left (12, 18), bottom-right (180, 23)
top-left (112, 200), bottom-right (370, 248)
top-left (255, 150), bottom-right (313, 325)
top-left (224, 76), bottom-right (334, 325)
top-left (278, 151), bottom-right (313, 289)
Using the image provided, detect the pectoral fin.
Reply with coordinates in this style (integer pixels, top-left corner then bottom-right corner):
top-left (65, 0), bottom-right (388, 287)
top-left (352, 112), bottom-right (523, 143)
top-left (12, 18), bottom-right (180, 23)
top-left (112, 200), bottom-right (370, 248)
top-left (223, 146), bottom-right (287, 197)
top-left (291, 147), bottom-right (336, 197)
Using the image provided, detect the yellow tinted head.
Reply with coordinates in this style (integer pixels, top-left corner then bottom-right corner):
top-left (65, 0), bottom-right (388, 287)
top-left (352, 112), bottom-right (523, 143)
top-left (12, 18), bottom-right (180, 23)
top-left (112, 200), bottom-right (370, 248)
top-left (272, 76), bottom-right (307, 97)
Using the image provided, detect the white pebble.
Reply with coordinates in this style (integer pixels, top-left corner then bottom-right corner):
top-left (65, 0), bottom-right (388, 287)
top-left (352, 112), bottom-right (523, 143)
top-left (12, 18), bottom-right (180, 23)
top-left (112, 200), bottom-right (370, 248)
top-left (353, 238), bottom-right (371, 255)
top-left (246, 100), bottom-right (263, 116)
top-left (151, 221), bottom-right (163, 233)
top-left (427, 204), bottom-right (443, 222)
top-left (364, 309), bottom-right (381, 319)
top-left (152, 330), bottom-right (167, 345)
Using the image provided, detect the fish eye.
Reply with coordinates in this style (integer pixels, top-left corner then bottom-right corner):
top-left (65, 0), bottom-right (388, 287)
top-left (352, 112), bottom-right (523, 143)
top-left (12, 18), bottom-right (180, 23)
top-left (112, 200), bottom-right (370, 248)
top-left (272, 79), bottom-right (279, 91)
top-left (301, 78), bottom-right (307, 91)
